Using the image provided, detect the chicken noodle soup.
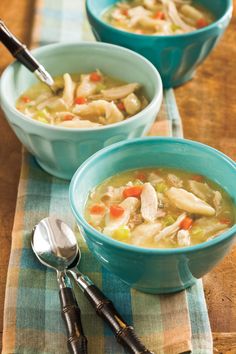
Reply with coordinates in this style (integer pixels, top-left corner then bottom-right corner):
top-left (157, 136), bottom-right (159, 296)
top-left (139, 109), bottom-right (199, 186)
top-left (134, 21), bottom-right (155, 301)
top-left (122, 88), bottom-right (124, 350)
top-left (85, 168), bottom-right (235, 248)
top-left (104, 0), bottom-right (213, 35)
top-left (16, 71), bottom-right (149, 128)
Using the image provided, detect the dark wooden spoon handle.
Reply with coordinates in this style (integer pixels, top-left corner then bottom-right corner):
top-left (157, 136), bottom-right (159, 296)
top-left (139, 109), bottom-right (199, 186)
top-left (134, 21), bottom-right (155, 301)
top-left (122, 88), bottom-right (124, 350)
top-left (84, 284), bottom-right (153, 354)
top-left (59, 287), bottom-right (88, 354)
top-left (0, 19), bottom-right (40, 71)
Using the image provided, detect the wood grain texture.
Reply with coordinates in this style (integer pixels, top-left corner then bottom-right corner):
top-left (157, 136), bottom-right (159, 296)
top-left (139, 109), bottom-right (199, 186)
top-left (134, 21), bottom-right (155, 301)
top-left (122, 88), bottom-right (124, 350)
top-left (0, 0), bottom-right (36, 350)
top-left (0, 1), bottom-right (236, 352)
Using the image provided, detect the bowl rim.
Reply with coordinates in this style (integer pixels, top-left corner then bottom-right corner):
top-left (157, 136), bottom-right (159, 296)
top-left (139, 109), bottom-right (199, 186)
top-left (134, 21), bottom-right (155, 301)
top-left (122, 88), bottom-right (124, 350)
top-left (86, 0), bottom-right (233, 40)
top-left (69, 136), bottom-right (236, 254)
top-left (0, 41), bottom-right (162, 132)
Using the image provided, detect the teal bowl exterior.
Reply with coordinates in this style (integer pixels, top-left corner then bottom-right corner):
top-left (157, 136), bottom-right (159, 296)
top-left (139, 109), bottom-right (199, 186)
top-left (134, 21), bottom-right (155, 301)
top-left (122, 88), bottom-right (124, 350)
top-left (86, 0), bottom-right (233, 88)
top-left (69, 138), bottom-right (236, 294)
top-left (0, 42), bottom-right (162, 180)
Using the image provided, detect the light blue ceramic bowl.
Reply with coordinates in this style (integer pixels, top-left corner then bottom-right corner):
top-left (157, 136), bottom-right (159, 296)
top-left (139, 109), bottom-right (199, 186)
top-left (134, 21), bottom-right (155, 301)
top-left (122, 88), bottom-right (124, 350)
top-left (0, 42), bottom-right (162, 179)
top-left (70, 137), bottom-right (236, 294)
top-left (86, 0), bottom-right (233, 88)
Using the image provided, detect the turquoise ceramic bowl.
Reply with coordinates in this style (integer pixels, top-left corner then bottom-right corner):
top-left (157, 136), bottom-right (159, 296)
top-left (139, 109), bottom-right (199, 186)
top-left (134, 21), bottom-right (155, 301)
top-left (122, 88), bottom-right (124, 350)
top-left (70, 137), bottom-right (236, 294)
top-left (86, 0), bottom-right (233, 88)
top-left (0, 42), bottom-right (162, 179)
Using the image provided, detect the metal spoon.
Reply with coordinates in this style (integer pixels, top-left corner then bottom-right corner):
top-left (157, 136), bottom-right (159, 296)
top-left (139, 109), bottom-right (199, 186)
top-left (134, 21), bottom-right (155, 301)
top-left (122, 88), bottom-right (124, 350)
top-left (34, 217), bottom-right (154, 354)
top-left (0, 20), bottom-right (60, 94)
top-left (32, 218), bottom-right (88, 354)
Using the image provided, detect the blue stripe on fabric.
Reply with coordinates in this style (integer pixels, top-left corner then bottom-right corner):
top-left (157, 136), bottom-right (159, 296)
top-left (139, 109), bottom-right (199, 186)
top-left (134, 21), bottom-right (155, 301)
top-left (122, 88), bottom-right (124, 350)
top-left (164, 89), bottom-right (184, 138)
top-left (187, 280), bottom-right (213, 354)
top-left (102, 267), bottom-right (132, 353)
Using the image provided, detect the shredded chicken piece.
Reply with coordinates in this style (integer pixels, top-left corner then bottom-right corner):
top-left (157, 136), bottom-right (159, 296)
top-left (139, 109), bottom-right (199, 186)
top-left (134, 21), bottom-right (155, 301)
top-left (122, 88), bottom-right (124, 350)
top-left (163, 0), bottom-right (195, 32)
top-left (76, 74), bottom-right (98, 98)
top-left (148, 172), bottom-right (164, 185)
top-left (103, 197), bottom-right (140, 235)
top-left (166, 187), bottom-right (215, 216)
top-left (62, 73), bottom-right (76, 106)
top-left (141, 182), bottom-right (158, 222)
top-left (155, 213), bottom-right (186, 242)
top-left (177, 229), bottom-right (190, 247)
top-left (194, 217), bottom-right (229, 236)
top-left (73, 100), bottom-right (124, 124)
top-left (128, 6), bottom-right (152, 27)
top-left (37, 97), bottom-right (68, 111)
top-left (167, 173), bottom-right (183, 188)
top-left (189, 180), bottom-right (213, 201)
top-left (101, 83), bottom-right (140, 100)
top-left (213, 191), bottom-right (222, 214)
top-left (101, 186), bottom-right (125, 204)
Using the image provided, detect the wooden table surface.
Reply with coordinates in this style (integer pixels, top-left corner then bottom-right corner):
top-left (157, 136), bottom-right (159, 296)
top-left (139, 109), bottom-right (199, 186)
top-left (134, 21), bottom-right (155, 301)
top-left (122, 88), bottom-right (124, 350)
top-left (0, 1), bottom-right (235, 353)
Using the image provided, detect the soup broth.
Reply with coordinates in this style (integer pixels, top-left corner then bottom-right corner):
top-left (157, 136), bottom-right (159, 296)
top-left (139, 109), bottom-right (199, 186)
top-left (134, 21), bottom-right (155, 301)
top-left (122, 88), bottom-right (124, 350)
top-left (85, 168), bottom-right (235, 248)
top-left (16, 71), bottom-right (148, 128)
top-left (104, 0), bottom-right (213, 35)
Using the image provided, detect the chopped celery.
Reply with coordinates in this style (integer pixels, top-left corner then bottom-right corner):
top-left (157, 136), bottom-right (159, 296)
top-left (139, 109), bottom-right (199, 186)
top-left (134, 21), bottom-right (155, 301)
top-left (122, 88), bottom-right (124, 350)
top-left (191, 227), bottom-right (205, 239)
top-left (37, 117), bottom-right (49, 124)
top-left (113, 226), bottom-right (131, 241)
top-left (134, 179), bottom-right (144, 186)
top-left (162, 215), bottom-right (176, 227)
top-left (156, 182), bottom-right (168, 193)
top-left (171, 24), bottom-right (181, 32)
top-left (96, 83), bottom-right (106, 93)
top-left (36, 110), bottom-right (47, 118)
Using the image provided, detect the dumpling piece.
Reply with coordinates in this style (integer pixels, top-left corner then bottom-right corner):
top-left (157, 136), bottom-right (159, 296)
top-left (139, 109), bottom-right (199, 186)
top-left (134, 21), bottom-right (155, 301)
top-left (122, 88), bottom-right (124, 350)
top-left (131, 222), bottom-right (162, 246)
top-left (166, 187), bottom-right (215, 216)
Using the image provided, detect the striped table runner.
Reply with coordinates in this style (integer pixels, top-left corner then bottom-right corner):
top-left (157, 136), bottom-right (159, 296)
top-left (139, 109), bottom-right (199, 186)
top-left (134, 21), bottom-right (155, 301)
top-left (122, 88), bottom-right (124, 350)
top-left (1, 0), bottom-right (213, 353)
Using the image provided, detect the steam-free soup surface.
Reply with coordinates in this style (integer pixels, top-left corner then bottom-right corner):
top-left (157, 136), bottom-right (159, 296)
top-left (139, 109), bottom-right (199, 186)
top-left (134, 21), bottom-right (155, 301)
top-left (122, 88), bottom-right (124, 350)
top-left (85, 168), bottom-right (235, 248)
top-left (16, 71), bottom-right (148, 128)
top-left (104, 0), bottom-right (213, 35)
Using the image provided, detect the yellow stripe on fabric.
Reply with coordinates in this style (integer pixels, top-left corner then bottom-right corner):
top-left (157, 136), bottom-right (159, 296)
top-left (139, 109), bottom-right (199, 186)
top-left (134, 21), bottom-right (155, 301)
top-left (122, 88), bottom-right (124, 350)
top-left (131, 288), bottom-right (164, 352)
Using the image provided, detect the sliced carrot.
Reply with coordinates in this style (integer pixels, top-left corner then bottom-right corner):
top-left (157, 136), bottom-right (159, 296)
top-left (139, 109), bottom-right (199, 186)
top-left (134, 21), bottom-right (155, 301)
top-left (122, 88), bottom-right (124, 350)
top-left (90, 204), bottom-right (105, 215)
top-left (196, 18), bottom-right (208, 29)
top-left (219, 218), bottom-right (231, 225)
top-left (153, 11), bottom-right (165, 20)
top-left (110, 205), bottom-right (125, 218)
top-left (180, 216), bottom-right (193, 230)
top-left (122, 9), bottom-right (129, 16)
top-left (75, 96), bottom-right (87, 105)
top-left (136, 171), bottom-right (146, 182)
top-left (117, 102), bottom-right (125, 111)
top-left (123, 185), bottom-right (143, 198)
top-left (63, 115), bottom-right (73, 121)
top-left (21, 96), bottom-right (31, 103)
top-left (90, 72), bottom-right (102, 82)
top-left (191, 174), bottom-right (204, 182)
top-left (135, 29), bottom-right (143, 34)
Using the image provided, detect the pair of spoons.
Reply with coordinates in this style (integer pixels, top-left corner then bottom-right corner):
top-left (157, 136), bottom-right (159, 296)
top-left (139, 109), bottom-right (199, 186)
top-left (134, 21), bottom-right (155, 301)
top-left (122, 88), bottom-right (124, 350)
top-left (32, 217), bottom-right (153, 354)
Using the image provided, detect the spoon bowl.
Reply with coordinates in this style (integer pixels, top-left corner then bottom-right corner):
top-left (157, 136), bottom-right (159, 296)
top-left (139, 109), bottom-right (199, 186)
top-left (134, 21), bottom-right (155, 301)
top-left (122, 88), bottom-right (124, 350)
top-left (32, 217), bottom-right (79, 271)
